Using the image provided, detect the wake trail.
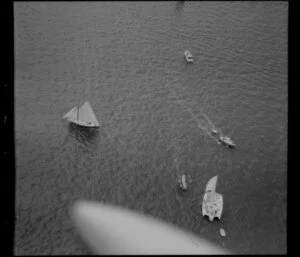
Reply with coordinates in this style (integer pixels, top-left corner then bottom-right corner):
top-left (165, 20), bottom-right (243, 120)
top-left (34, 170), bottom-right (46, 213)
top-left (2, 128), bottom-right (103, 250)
top-left (167, 84), bottom-right (220, 143)
top-left (201, 111), bottom-right (215, 129)
top-left (176, 99), bottom-right (216, 141)
top-left (168, 84), bottom-right (220, 184)
top-left (173, 150), bottom-right (190, 183)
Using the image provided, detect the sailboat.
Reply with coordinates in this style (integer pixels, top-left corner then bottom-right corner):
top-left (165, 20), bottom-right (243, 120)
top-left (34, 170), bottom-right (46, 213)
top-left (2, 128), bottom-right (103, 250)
top-left (63, 101), bottom-right (100, 128)
top-left (202, 175), bottom-right (223, 222)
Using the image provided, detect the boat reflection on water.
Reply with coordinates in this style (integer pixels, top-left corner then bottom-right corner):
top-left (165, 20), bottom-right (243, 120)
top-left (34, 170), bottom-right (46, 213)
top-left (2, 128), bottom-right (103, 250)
top-left (67, 122), bottom-right (99, 147)
top-left (175, 1), bottom-right (184, 15)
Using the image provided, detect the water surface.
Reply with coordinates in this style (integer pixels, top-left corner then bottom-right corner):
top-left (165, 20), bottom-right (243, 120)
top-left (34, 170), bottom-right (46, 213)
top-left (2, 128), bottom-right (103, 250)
top-left (15, 2), bottom-right (287, 254)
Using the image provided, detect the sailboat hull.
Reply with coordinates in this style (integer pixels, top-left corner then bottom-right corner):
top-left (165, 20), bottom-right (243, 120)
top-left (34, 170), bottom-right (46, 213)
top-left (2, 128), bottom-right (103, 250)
top-left (202, 192), bottom-right (223, 221)
top-left (68, 118), bottom-right (100, 128)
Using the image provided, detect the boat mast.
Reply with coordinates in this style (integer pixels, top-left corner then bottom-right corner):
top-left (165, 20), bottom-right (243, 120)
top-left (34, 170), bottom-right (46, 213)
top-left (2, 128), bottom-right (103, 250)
top-left (77, 100), bottom-right (79, 121)
top-left (77, 36), bottom-right (89, 122)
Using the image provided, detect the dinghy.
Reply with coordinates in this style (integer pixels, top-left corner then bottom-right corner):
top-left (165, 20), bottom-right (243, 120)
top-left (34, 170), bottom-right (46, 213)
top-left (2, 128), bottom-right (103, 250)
top-left (211, 128), bottom-right (218, 135)
top-left (202, 175), bottom-right (223, 221)
top-left (220, 228), bottom-right (226, 237)
top-left (63, 101), bottom-right (100, 128)
top-left (178, 174), bottom-right (188, 191)
top-left (184, 50), bottom-right (194, 63)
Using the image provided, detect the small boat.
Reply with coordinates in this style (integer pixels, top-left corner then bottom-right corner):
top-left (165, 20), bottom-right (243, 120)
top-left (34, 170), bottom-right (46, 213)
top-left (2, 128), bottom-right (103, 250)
top-left (63, 101), bottom-right (100, 128)
top-left (202, 175), bottom-right (223, 222)
top-left (218, 136), bottom-right (235, 148)
top-left (220, 228), bottom-right (226, 237)
top-left (178, 174), bottom-right (188, 191)
top-left (184, 50), bottom-right (194, 63)
top-left (211, 128), bottom-right (218, 135)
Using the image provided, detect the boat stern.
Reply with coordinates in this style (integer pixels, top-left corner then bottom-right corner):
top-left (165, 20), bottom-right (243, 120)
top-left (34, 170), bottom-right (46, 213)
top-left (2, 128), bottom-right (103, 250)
top-left (202, 192), bottom-right (223, 222)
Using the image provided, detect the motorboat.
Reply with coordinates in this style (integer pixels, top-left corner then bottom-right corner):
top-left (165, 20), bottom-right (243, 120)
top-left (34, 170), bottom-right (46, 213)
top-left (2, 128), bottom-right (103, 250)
top-left (218, 136), bottom-right (235, 148)
top-left (184, 50), bottom-right (194, 63)
top-left (211, 128), bottom-right (218, 135)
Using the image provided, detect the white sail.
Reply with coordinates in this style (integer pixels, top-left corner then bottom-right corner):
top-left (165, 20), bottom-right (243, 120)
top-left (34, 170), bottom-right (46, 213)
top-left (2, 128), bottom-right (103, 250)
top-left (78, 101), bottom-right (100, 126)
top-left (63, 106), bottom-right (78, 120)
top-left (205, 176), bottom-right (218, 194)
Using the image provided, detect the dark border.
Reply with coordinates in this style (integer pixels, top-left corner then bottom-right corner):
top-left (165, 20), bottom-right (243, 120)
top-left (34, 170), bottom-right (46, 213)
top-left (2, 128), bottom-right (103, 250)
top-left (4, 1), bottom-right (15, 256)
top-left (287, 0), bottom-right (290, 254)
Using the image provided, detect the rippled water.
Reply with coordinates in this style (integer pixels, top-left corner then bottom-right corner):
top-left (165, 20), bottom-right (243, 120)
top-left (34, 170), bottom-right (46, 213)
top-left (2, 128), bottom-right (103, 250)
top-left (14, 2), bottom-right (287, 254)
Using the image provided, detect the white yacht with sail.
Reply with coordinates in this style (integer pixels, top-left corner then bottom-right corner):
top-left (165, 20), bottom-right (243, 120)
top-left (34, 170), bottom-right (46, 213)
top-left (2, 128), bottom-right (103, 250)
top-left (63, 101), bottom-right (100, 128)
top-left (202, 175), bottom-right (223, 221)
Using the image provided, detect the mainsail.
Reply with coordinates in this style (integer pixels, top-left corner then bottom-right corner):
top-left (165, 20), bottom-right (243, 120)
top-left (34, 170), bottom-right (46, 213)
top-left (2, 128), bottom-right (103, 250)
top-left (78, 101), bottom-right (100, 126)
top-left (63, 106), bottom-right (78, 120)
top-left (205, 175), bottom-right (218, 193)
